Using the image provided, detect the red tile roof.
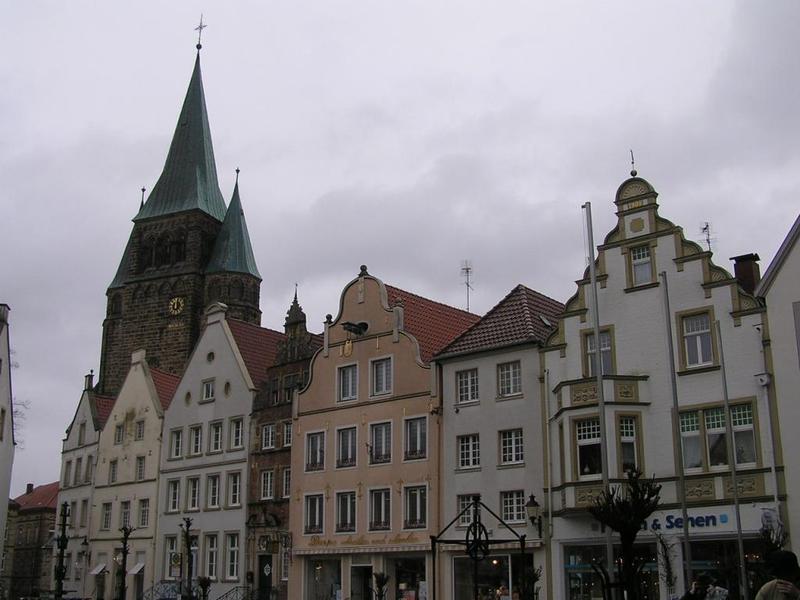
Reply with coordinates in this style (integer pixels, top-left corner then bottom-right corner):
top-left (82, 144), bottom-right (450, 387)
top-left (14, 481), bottom-right (59, 511)
top-left (384, 285), bottom-right (480, 363)
top-left (93, 394), bottom-right (116, 429)
top-left (150, 368), bottom-right (181, 410)
top-left (436, 284), bottom-right (564, 358)
top-left (227, 319), bottom-right (286, 386)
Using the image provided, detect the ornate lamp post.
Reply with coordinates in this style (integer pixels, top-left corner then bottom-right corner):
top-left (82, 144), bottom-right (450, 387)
top-left (117, 526), bottom-right (135, 600)
top-left (525, 495), bottom-right (543, 539)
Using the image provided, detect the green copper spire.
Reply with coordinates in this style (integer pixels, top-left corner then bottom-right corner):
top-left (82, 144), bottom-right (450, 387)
top-left (206, 177), bottom-right (261, 278)
top-left (135, 52), bottom-right (226, 222)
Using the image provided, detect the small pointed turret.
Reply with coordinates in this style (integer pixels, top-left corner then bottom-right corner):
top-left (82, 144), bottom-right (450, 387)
top-left (135, 53), bottom-right (226, 222)
top-left (285, 286), bottom-right (306, 328)
top-left (206, 178), bottom-right (261, 278)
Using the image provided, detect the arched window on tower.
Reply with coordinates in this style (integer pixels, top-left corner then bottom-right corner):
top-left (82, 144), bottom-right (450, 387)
top-left (170, 232), bottom-right (186, 263)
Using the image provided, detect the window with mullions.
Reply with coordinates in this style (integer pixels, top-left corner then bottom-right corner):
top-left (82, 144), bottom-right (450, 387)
top-left (261, 424), bottom-right (276, 450)
top-left (683, 313), bottom-right (713, 368)
top-left (338, 365), bottom-right (357, 402)
top-left (369, 422), bottom-right (391, 464)
top-left (336, 491), bottom-right (356, 532)
top-left (576, 418), bottom-right (602, 479)
top-left (369, 488), bottom-right (391, 531)
top-left (500, 429), bottom-right (524, 465)
top-left (586, 331), bottom-right (613, 376)
top-left (501, 490), bottom-right (525, 523)
top-left (306, 432), bottom-right (325, 471)
top-left (404, 486), bottom-right (427, 529)
top-left (458, 434), bottom-right (480, 469)
top-left (680, 411), bottom-right (702, 470)
top-left (457, 494), bottom-right (480, 527)
top-left (619, 416), bottom-right (638, 473)
top-left (404, 417), bottom-right (427, 460)
top-left (337, 427), bottom-right (357, 468)
top-left (631, 245), bottom-right (653, 286)
top-left (497, 361), bottom-right (521, 397)
top-left (731, 404), bottom-right (756, 465)
top-left (372, 358), bottom-right (392, 396)
top-left (705, 407), bottom-right (728, 467)
top-left (305, 494), bottom-right (324, 534)
top-left (681, 404), bottom-right (757, 471)
top-left (456, 369), bottom-right (479, 403)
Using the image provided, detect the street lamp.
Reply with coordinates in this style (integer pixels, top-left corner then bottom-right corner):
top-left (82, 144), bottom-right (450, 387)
top-left (525, 495), bottom-right (542, 539)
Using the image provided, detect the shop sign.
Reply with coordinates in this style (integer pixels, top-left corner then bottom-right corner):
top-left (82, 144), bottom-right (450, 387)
top-left (643, 512), bottom-right (729, 531)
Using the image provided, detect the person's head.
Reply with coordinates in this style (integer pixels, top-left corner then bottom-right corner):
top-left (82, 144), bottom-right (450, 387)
top-left (697, 573), bottom-right (712, 587)
top-left (768, 550), bottom-right (800, 580)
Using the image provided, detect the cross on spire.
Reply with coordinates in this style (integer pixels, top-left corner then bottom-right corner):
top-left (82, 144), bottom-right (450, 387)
top-left (195, 14), bottom-right (207, 50)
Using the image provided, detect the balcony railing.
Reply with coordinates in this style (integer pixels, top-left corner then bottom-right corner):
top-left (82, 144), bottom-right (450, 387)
top-left (305, 460), bottom-right (324, 472)
top-left (369, 520), bottom-right (390, 531)
top-left (404, 518), bottom-right (426, 529)
top-left (404, 449), bottom-right (426, 460)
top-left (336, 522), bottom-right (355, 533)
top-left (336, 457), bottom-right (355, 468)
top-left (304, 524), bottom-right (322, 534)
top-left (370, 453), bottom-right (391, 465)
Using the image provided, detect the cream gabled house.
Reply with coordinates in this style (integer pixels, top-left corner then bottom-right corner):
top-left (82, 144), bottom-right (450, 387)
top-left (756, 213), bottom-right (800, 555)
top-left (56, 372), bottom-right (114, 599)
top-left (155, 302), bottom-right (283, 599)
top-left (89, 351), bottom-right (178, 600)
top-left (541, 174), bottom-right (776, 599)
top-left (288, 267), bottom-right (478, 600)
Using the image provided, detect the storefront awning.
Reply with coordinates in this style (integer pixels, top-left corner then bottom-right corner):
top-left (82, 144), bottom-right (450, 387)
top-left (89, 563), bottom-right (107, 576)
top-left (127, 562), bottom-right (145, 575)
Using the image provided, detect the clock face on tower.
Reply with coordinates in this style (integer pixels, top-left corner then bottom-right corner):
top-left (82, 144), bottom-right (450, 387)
top-left (168, 296), bottom-right (185, 316)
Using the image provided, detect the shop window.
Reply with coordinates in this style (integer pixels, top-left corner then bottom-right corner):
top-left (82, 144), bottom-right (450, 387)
top-left (585, 330), bottom-right (613, 377)
top-left (457, 368), bottom-right (479, 403)
top-left (305, 560), bottom-right (341, 600)
top-left (576, 418), bottom-right (602, 479)
top-left (306, 431), bottom-right (325, 471)
top-left (497, 361), bottom-right (521, 397)
top-left (305, 494), bottom-right (324, 534)
top-left (337, 427), bottom-right (357, 468)
top-left (458, 434), bottom-right (480, 469)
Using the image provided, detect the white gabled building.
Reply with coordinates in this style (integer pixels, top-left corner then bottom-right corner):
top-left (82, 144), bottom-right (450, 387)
top-left (56, 372), bottom-right (114, 599)
top-left (155, 303), bottom-right (283, 600)
top-left (756, 214), bottom-right (800, 556)
top-left (434, 285), bottom-right (563, 600)
top-left (89, 350), bottom-right (179, 600)
top-left (541, 174), bottom-right (775, 600)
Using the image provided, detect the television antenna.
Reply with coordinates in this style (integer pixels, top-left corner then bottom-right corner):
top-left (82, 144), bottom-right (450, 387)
top-left (460, 260), bottom-right (474, 312)
top-left (700, 222), bottom-right (715, 252)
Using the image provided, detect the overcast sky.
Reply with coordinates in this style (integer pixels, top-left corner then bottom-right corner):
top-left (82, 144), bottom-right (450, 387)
top-left (1, 2), bottom-right (798, 496)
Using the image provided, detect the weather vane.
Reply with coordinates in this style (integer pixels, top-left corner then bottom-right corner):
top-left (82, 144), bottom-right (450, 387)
top-left (630, 149), bottom-right (637, 177)
top-left (195, 14), bottom-right (207, 50)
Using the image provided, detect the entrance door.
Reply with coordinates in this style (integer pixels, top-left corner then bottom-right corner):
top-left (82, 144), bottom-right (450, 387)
top-left (351, 565), bottom-right (373, 600)
top-left (258, 555), bottom-right (273, 600)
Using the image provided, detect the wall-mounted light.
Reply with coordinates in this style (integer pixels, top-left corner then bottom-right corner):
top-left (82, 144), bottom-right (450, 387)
top-left (526, 494), bottom-right (542, 538)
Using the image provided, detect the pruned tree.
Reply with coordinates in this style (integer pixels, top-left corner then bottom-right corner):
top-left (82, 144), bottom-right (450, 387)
top-left (588, 468), bottom-right (662, 600)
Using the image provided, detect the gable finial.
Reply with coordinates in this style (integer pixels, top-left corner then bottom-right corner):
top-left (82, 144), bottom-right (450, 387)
top-left (294, 282), bottom-right (298, 302)
top-left (140, 186), bottom-right (146, 210)
top-left (630, 149), bottom-right (637, 177)
top-left (195, 14), bottom-right (207, 51)
top-left (235, 167), bottom-right (240, 186)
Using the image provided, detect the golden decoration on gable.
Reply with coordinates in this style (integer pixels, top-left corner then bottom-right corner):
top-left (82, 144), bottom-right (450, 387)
top-left (619, 182), bottom-right (650, 200)
top-left (629, 218), bottom-right (645, 233)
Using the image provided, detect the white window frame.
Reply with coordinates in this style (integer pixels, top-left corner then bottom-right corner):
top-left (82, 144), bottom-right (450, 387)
top-left (120, 501), bottom-right (131, 528)
top-left (497, 361), bottom-right (522, 397)
top-left (282, 468), bottom-right (291, 498)
top-left (170, 429), bottom-right (183, 459)
top-left (209, 421), bottom-right (223, 453)
top-left (260, 470), bottom-right (274, 500)
top-left (205, 534), bottom-right (218, 580)
top-left (457, 494), bottom-right (480, 527)
top-left (190, 425), bottom-right (203, 456)
top-left (338, 363), bottom-right (358, 403)
top-left (207, 474), bottom-right (220, 509)
top-left (369, 421), bottom-right (392, 465)
top-left (109, 459), bottom-right (118, 484)
top-left (619, 416), bottom-right (638, 474)
top-left (229, 418), bottom-right (244, 450)
top-left (371, 356), bottom-right (393, 396)
top-left (225, 533), bottom-right (239, 580)
top-left (403, 484), bottom-right (427, 529)
top-left (203, 379), bottom-right (216, 402)
top-left (499, 428), bottom-right (524, 465)
top-left (187, 477), bottom-right (200, 511)
top-left (683, 313), bottom-right (713, 368)
top-left (227, 472), bottom-right (241, 507)
top-left (500, 490), bottom-right (526, 523)
top-left (335, 490), bottom-right (357, 533)
top-left (576, 418), bottom-right (602, 480)
top-left (368, 488), bottom-right (391, 531)
top-left (167, 480), bottom-right (180, 512)
top-left (135, 456), bottom-right (146, 481)
top-left (336, 426), bottom-right (357, 469)
top-left (458, 434), bottom-right (480, 469)
top-left (404, 416), bottom-right (427, 461)
top-left (101, 503), bottom-right (112, 530)
top-left (283, 422), bottom-right (292, 447)
top-left (114, 424), bottom-right (124, 445)
top-left (304, 493), bottom-right (324, 535)
top-left (134, 420), bottom-right (145, 441)
top-left (731, 403), bottom-right (756, 467)
top-left (305, 431), bottom-right (325, 471)
top-left (630, 244), bottom-right (653, 286)
top-left (138, 498), bottom-right (149, 528)
top-left (261, 424), bottom-right (276, 450)
top-left (456, 368), bottom-right (479, 404)
top-left (586, 331), bottom-right (613, 377)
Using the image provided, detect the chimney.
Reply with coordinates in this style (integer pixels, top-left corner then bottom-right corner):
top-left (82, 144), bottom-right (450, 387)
top-left (731, 253), bottom-right (761, 294)
top-left (26, 483), bottom-right (33, 495)
top-left (84, 370), bottom-right (94, 391)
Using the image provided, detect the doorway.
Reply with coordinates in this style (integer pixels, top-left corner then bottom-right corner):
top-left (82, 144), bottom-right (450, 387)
top-left (258, 555), bottom-right (273, 600)
top-left (351, 565), bottom-right (373, 600)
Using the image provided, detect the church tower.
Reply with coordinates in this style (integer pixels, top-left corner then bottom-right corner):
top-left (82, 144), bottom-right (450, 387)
top-left (99, 48), bottom-right (261, 395)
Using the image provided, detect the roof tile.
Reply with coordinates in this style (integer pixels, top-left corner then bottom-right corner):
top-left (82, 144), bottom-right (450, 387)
top-left (15, 481), bottom-right (60, 511)
top-left (93, 394), bottom-right (116, 429)
top-left (436, 284), bottom-right (564, 357)
top-left (384, 285), bottom-right (480, 363)
top-left (150, 368), bottom-right (181, 410)
top-left (227, 319), bottom-right (286, 386)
